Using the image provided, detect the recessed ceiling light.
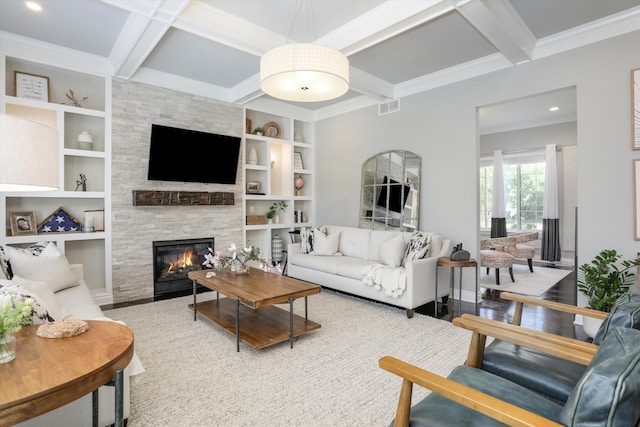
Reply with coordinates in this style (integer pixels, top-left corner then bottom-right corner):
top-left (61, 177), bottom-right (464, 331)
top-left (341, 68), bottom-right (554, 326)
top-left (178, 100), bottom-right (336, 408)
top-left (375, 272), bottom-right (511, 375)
top-left (25, 1), bottom-right (42, 12)
top-left (549, 106), bottom-right (560, 112)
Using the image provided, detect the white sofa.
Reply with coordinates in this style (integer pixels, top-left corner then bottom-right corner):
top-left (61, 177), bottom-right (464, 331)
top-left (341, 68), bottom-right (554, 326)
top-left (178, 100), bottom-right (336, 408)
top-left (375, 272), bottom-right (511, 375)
top-left (0, 241), bottom-right (143, 427)
top-left (287, 225), bottom-right (452, 317)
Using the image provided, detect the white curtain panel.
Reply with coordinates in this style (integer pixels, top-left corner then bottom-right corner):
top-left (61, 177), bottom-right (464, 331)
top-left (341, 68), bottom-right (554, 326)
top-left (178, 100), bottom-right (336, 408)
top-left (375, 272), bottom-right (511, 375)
top-left (491, 150), bottom-right (507, 237)
top-left (542, 144), bottom-right (561, 261)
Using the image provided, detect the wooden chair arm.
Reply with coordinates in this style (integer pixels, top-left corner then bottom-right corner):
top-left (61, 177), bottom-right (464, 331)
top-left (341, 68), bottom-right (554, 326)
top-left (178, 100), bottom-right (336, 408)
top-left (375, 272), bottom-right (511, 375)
top-left (452, 316), bottom-right (595, 367)
top-left (458, 314), bottom-right (599, 355)
top-left (499, 292), bottom-right (608, 326)
top-left (379, 356), bottom-right (562, 427)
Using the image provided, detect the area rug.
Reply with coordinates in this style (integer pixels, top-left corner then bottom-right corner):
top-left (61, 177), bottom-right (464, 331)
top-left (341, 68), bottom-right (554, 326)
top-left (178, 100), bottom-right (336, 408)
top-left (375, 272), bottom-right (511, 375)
top-left (104, 289), bottom-right (473, 426)
top-left (480, 264), bottom-right (572, 296)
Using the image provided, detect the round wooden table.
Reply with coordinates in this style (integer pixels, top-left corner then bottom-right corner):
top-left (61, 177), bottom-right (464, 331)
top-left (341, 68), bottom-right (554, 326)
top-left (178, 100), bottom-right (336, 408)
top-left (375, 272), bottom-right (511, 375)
top-left (435, 257), bottom-right (478, 318)
top-left (0, 320), bottom-right (133, 427)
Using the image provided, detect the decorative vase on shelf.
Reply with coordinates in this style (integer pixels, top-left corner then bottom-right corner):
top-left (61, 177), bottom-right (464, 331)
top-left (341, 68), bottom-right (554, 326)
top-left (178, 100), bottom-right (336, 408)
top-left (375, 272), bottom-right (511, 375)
top-left (272, 234), bottom-right (283, 263)
top-left (77, 131), bottom-right (94, 151)
top-left (0, 335), bottom-right (16, 364)
top-left (294, 130), bottom-right (304, 143)
top-left (267, 217), bottom-right (273, 224)
top-left (274, 214), bottom-right (280, 224)
top-left (294, 176), bottom-right (304, 196)
top-left (248, 147), bottom-right (258, 165)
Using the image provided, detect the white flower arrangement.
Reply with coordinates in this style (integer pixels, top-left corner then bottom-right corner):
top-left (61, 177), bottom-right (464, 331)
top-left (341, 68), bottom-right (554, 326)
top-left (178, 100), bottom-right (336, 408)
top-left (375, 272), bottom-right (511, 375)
top-left (202, 244), bottom-right (281, 273)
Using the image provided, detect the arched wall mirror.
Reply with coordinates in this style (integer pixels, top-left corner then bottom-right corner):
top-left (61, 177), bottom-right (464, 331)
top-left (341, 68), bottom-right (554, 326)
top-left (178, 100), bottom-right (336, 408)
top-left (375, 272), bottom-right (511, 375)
top-left (359, 150), bottom-right (421, 231)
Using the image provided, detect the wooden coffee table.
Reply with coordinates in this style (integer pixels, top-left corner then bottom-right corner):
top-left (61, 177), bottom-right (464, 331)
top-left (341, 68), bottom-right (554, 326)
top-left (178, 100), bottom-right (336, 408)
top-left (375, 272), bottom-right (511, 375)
top-left (188, 268), bottom-right (321, 351)
top-left (0, 320), bottom-right (133, 427)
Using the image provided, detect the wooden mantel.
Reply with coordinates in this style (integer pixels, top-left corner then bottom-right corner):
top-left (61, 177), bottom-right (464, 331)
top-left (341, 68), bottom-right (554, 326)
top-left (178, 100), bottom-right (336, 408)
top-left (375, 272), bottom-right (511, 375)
top-left (132, 190), bottom-right (234, 206)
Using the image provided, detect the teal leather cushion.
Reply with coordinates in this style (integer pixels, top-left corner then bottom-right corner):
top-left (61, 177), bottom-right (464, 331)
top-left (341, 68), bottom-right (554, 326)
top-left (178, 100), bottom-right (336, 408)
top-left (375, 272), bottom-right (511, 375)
top-left (560, 327), bottom-right (640, 427)
top-left (593, 293), bottom-right (640, 345)
top-left (395, 365), bottom-right (563, 427)
top-left (481, 339), bottom-right (585, 402)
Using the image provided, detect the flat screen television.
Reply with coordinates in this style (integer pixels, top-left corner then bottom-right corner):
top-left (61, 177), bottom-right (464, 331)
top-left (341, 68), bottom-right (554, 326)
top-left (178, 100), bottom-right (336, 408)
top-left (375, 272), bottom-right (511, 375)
top-left (147, 124), bottom-right (241, 184)
top-left (376, 176), bottom-right (410, 213)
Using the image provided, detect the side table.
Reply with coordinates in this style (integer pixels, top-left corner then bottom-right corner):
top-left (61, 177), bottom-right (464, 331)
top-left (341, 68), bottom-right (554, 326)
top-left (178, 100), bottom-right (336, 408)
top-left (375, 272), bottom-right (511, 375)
top-left (0, 320), bottom-right (134, 427)
top-left (435, 257), bottom-right (478, 317)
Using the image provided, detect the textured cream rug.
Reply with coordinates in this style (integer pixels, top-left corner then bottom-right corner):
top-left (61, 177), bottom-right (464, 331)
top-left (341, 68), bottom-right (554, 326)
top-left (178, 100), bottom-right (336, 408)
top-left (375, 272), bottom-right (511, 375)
top-left (480, 264), bottom-right (572, 296)
top-left (105, 289), bottom-right (473, 426)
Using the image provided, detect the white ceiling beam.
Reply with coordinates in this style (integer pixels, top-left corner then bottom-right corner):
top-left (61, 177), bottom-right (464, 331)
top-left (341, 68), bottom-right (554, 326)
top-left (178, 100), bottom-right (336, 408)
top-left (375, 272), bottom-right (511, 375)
top-left (318, 0), bottom-right (455, 56)
top-left (131, 66), bottom-right (233, 101)
top-left (174, 1), bottom-right (284, 56)
top-left (348, 67), bottom-right (396, 102)
top-left (105, 0), bottom-right (190, 79)
top-left (454, 0), bottom-right (536, 65)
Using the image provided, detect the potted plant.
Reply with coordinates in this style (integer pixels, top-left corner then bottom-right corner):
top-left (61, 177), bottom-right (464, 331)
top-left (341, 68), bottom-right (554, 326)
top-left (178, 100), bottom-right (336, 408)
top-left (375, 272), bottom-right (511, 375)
top-left (577, 249), bottom-right (640, 337)
top-left (265, 201), bottom-right (287, 224)
top-left (253, 127), bottom-right (264, 136)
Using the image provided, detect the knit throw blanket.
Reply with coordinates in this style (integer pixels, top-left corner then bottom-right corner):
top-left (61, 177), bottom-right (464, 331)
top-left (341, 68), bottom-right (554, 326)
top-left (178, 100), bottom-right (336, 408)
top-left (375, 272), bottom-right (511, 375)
top-left (362, 264), bottom-right (407, 298)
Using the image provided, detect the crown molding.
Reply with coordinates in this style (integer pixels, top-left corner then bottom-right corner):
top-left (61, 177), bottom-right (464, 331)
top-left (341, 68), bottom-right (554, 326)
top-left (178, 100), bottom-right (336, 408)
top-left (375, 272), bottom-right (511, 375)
top-left (0, 31), bottom-right (111, 77)
top-left (533, 6), bottom-right (640, 60)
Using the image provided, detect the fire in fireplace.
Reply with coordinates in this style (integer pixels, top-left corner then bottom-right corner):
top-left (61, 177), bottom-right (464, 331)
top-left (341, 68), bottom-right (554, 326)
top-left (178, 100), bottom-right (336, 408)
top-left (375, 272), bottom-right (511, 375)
top-left (152, 237), bottom-right (214, 300)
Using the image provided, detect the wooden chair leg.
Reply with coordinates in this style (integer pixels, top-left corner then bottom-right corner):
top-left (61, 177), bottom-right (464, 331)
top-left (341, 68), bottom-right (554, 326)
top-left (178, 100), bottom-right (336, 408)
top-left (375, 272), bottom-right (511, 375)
top-left (509, 267), bottom-right (515, 282)
top-left (527, 259), bottom-right (533, 272)
top-left (494, 269), bottom-right (500, 285)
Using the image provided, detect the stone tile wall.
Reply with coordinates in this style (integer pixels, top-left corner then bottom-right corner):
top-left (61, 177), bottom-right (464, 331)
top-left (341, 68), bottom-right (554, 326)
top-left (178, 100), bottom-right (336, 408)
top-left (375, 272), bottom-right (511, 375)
top-left (111, 78), bottom-right (243, 303)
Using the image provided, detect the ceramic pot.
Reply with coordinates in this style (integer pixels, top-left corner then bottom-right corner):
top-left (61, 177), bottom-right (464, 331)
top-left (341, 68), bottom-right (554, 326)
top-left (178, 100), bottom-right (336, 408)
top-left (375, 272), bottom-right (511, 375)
top-left (582, 315), bottom-right (604, 339)
top-left (248, 147), bottom-right (258, 165)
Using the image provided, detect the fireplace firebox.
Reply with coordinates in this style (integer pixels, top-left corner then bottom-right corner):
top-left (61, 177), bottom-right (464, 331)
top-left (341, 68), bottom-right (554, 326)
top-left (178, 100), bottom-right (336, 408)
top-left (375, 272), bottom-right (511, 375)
top-left (152, 237), bottom-right (214, 300)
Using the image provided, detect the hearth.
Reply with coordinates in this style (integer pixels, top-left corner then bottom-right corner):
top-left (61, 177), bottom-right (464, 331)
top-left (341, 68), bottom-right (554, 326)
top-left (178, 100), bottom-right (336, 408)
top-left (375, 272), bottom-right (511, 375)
top-left (153, 237), bottom-right (214, 300)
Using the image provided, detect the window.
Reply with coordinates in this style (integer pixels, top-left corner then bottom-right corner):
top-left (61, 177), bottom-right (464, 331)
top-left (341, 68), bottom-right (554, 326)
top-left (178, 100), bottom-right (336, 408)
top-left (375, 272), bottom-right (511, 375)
top-left (480, 152), bottom-right (545, 231)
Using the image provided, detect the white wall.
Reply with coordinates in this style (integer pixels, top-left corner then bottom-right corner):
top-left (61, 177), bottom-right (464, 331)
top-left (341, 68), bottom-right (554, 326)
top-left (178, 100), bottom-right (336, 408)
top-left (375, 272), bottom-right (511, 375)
top-left (315, 31), bottom-right (640, 301)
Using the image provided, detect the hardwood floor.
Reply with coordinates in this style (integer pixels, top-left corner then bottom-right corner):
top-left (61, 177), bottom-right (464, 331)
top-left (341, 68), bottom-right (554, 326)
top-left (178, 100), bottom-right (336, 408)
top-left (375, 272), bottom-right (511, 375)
top-left (421, 266), bottom-right (589, 341)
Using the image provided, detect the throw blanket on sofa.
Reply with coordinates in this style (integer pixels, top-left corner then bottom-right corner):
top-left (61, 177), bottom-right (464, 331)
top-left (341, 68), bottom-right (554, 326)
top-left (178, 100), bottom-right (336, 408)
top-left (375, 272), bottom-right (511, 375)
top-left (362, 264), bottom-right (407, 298)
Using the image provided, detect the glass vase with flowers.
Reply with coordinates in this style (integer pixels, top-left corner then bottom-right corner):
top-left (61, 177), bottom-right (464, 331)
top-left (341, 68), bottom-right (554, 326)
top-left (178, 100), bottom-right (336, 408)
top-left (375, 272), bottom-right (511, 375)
top-left (0, 292), bottom-right (36, 363)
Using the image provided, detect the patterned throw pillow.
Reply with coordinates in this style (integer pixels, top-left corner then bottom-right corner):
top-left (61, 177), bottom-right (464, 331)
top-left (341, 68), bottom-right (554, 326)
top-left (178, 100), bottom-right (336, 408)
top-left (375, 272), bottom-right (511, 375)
top-left (0, 246), bottom-right (10, 279)
top-left (402, 231), bottom-right (432, 266)
top-left (300, 227), bottom-right (314, 254)
top-left (0, 283), bottom-right (55, 324)
top-left (300, 226), bottom-right (328, 254)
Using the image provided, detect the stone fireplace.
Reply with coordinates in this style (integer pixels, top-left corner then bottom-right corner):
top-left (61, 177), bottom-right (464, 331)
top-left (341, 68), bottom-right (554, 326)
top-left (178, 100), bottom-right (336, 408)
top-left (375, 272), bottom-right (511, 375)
top-left (152, 237), bottom-right (214, 300)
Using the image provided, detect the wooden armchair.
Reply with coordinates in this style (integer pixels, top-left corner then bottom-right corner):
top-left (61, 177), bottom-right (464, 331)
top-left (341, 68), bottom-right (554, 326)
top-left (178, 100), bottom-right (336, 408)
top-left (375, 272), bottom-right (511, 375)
top-left (380, 313), bottom-right (640, 427)
top-left (473, 292), bottom-right (609, 403)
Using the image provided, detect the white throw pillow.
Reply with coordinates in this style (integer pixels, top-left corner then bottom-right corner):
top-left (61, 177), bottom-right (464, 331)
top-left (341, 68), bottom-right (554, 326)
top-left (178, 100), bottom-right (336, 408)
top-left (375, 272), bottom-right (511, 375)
top-left (7, 243), bottom-right (80, 292)
top-left (312, 231), bottom-right (341, 256)
top-left (11, 275), bottom-right (71, 321)
top-left (379, 235), bottom-right (407, 268)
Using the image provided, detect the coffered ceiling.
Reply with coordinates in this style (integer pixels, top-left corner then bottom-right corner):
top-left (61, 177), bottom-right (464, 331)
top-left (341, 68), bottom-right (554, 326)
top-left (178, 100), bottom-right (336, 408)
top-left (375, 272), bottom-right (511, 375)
top-left (0, 0), bottom-right (639, 124)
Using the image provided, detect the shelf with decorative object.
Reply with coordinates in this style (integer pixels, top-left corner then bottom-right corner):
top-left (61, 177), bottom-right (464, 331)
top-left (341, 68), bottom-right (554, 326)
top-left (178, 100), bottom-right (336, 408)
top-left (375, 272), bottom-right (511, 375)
top-left (1, 54), bottom-right (113, 304)
top-left (243, 107), bottom-right (313, 262)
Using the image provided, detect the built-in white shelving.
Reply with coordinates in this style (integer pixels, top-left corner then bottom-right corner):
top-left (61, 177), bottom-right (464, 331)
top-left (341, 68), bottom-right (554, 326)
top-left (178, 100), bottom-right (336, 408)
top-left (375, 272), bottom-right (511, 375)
top-left (243, 108), bottom-right (314, 264)
top-left (1, 56), bottom-right (113, 304)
